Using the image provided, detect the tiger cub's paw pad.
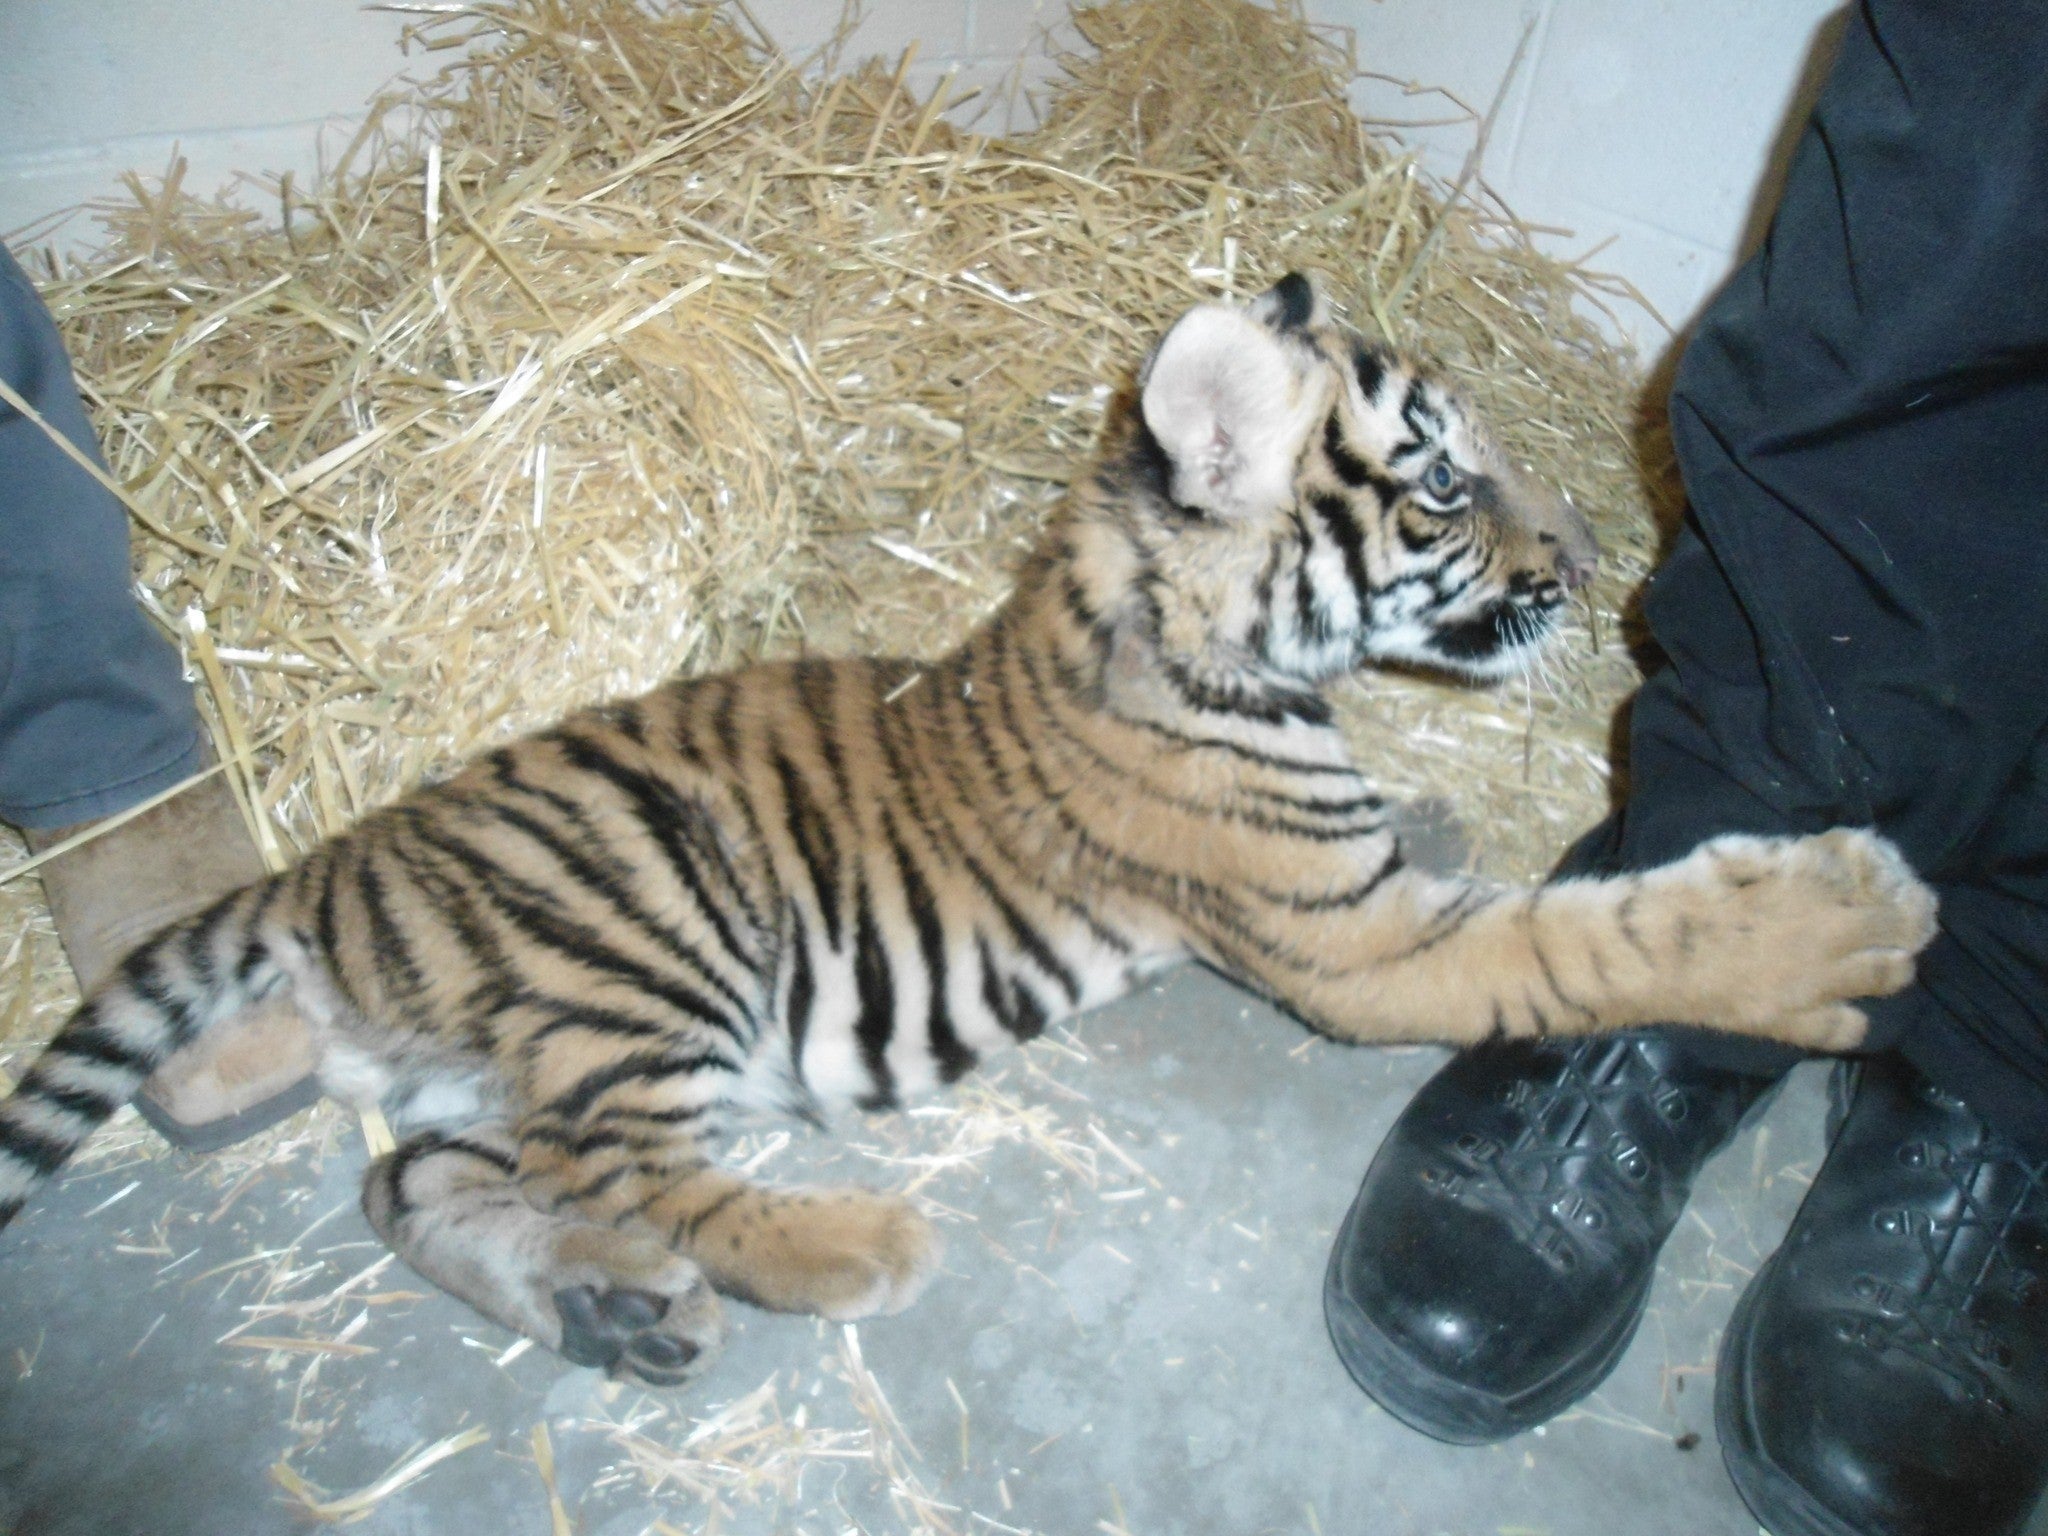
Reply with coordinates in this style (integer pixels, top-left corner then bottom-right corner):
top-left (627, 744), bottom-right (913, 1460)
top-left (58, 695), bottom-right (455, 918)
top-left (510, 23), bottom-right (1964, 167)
top-left (547, 1229), bottom-right (724, 1386)
top-left (552, 1283), bottom-right (706, 1385)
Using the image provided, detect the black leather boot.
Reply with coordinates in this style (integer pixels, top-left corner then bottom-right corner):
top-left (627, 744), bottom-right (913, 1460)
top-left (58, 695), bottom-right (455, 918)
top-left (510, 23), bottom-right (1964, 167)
top-left (1717, 1056), bottom-right (2048, 1536)
top-left (1324, 1032), bottom-right (1782, 1443)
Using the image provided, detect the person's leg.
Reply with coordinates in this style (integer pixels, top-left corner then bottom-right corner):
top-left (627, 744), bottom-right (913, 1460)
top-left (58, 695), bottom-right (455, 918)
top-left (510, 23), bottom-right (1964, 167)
top-left (1668, 13), bottom-right (2048, 1520)
top-left (0, 243), bottom-right (318, 1147)
top-left (1649, 0), bottom-right (2048, 1116)
top-left (1327, 0), bottom-right (2048, 1516)
top-left (0, 245), bottom-right (205, 827)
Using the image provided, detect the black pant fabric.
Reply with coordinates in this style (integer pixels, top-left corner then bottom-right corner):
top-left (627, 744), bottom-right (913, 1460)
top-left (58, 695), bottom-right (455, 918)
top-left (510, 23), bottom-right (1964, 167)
top-left (1557, 0), bottom-right (2048, 1151)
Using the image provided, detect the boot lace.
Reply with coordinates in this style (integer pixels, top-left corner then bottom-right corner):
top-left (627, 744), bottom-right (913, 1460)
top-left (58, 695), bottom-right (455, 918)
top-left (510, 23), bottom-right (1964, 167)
top-left (1845, 1130), bottom-right (2048, 1415)
top-left (1432, 1041), bottom-right (1695, 1273)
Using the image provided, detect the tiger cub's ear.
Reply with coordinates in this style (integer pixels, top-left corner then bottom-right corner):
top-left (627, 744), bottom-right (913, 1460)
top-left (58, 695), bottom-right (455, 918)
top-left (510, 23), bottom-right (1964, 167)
top-left (1139, 301), bottom-right (1327, 521)
top-left (1247, 271), bottom-right (1329, 332)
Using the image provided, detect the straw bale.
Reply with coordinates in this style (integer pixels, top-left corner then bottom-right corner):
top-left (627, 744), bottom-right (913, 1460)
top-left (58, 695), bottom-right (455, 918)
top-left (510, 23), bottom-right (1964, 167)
top-left (0, 10), bottom-right (1662, 1512)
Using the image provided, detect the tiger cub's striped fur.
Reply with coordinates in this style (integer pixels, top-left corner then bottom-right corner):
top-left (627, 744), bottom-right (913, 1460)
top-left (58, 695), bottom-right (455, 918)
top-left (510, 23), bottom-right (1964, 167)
top-left (0, 276), bottom-right (1936, 1384)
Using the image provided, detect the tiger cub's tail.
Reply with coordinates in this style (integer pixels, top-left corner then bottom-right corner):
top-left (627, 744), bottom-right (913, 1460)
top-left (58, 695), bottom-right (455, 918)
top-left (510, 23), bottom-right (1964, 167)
top-left (0, 877), bottom-right (297, 1229)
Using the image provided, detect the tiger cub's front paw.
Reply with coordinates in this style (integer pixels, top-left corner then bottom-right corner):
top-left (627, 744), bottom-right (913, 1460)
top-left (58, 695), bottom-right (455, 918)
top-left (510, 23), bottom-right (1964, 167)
top-left (1654, 829), bottom-right (1936, 1044)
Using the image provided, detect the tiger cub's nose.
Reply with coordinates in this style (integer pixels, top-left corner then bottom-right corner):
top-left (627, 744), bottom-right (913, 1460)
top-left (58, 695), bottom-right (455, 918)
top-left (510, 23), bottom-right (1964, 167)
top-left (1555, 545), bottom-right (1598, 592)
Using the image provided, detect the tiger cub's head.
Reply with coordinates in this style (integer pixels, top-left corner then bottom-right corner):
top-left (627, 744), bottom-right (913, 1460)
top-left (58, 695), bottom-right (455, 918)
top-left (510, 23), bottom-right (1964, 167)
top-left (1093, 273), bottom-right (1597, 692)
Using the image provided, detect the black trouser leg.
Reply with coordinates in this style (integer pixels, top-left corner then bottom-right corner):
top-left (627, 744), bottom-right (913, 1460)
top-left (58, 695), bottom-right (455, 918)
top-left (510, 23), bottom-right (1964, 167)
top-left (1567, 0), bottom-right (2048, 1146)
top-left (1326, 1), bottom-right (2048, 1456)
top-left (1587, 11), bottom-right (2048, 1531)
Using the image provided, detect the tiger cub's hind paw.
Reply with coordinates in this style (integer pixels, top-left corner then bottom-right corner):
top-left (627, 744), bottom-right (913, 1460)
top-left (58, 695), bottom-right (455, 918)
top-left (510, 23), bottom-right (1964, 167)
top-left (364, 1138), bottom-right (728, 1387)
top-left (694, 1186), bottom-right (942, 1322)
top-left (545, 1226), bottom-right (726, 1386)
top-left (553, 1282), bottom-right (702, 1385)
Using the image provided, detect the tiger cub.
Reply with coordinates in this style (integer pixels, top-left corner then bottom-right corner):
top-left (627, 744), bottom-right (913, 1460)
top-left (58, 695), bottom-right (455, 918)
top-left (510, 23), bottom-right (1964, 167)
top-left (0, 275), bottom-right (1935, 1386)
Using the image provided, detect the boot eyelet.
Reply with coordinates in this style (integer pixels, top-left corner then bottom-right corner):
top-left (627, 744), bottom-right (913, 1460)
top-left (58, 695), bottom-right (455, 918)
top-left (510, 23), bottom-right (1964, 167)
top-left (1872, 1208), bottom-right (1908, 1237)
top-left (1917, 1080), bottom-right (1969, 1112)
top-left (1851, 1274), bottom-right (1880, 1302)
top-left (1535, 1228), bottom-right (1579, 1273)
top-left (1419, 1163), bottom-right (1466, 1198)
top-left (1976, 1337), bottom-right (2015, 1369)
top-left (1454, 1131), bottom-right (1498, 1161)
top-left (1607, 1134), bottom-right (1648, 1180)
top-left (1652, 1085), bottom-right (1689, 1122)
top-left (1896, 1140), bottom-right (1931, 1168)
top-left (1553, 1194), bottom-right (1606, 1230)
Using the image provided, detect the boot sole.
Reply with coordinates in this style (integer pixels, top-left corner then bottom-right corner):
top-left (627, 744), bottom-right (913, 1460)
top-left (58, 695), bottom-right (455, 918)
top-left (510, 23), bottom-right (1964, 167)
top-left (134, 1075), bottom-right (325, 1154)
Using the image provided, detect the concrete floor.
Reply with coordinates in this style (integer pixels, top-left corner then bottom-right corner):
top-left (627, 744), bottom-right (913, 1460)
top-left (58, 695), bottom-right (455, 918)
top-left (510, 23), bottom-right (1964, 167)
top-left (4, 962), bottom-right (2045, 1536)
